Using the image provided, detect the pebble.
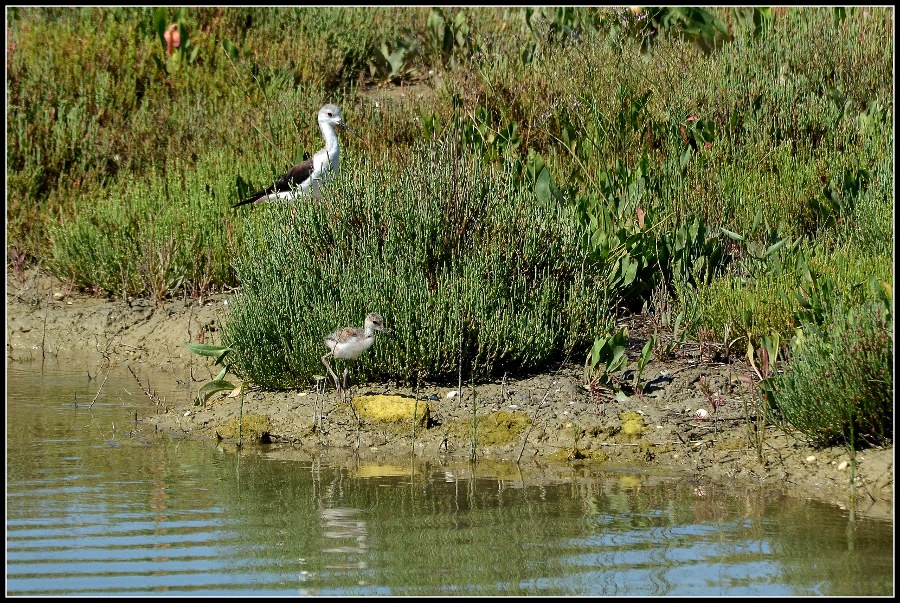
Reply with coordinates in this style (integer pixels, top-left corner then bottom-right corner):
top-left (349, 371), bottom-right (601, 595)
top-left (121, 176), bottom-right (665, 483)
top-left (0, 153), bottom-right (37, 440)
top-left (695, 408), bottom-right (709, 418)
top-left (837, 461), bottom-right (849, 471)
top-left (446, 390), bottom-right (459, 399)
top-left (805, 455), bottom-right (816, 463)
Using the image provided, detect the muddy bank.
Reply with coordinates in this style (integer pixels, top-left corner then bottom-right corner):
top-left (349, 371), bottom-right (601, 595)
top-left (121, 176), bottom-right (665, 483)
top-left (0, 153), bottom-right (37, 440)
top-left (6, 266), bottom-right (893, 521)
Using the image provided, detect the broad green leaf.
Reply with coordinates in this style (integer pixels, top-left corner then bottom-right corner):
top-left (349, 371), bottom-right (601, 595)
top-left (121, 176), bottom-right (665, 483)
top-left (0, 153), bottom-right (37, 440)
top-left (764, 238), bottom-right (787, 256)
top-left (199, 380), bottom-right (236, 404)
top-left (622, 257), bottom-right (638, 286)
top-left (640, 338), bottom-right (654, 365)
top-left (222, 39), bottom-right (238, 60)
top-left (153, 7), bottom-right (167, 49)
top-left (535, 168), bottom-right (553, 203)
top-left (185, 342), bottom-right (232, 362)
top-left (721, 228), bottom-right (744, 241)
top-left (610, 347), bottom-right (627, 371)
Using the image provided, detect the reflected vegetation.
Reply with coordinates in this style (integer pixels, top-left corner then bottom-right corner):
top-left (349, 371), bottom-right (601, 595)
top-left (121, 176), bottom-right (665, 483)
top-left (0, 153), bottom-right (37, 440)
top-left (6, 363), bottom-right (893, 596)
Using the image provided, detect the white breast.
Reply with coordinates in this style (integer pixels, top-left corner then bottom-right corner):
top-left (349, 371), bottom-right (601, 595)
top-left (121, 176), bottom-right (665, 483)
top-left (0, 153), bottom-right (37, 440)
top-left (331, 336), bottom-right (375, 361)
top-left (307, 149), bottom-right (338, 198)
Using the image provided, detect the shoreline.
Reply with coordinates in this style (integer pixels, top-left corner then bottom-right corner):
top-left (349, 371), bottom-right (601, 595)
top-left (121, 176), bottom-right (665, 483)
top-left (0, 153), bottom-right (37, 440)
top-left (6, 267), bottom-right (893, 521)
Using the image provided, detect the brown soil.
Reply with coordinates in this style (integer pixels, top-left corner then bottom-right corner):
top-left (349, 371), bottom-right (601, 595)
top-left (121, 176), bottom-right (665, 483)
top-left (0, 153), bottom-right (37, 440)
top-left (6, 266), bottom-right (893, 521)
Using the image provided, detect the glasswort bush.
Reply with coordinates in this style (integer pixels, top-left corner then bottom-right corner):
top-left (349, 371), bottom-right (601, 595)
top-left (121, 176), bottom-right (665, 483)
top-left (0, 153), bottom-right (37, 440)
top-left (223, 141), bottom-right (610, 389)
top-left (764, 300), bottom-right (893, 448)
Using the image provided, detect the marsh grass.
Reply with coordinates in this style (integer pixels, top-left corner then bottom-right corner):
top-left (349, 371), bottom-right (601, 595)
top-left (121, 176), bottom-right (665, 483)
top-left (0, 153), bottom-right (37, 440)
top-left (47, 153), bottom-right (240, 299)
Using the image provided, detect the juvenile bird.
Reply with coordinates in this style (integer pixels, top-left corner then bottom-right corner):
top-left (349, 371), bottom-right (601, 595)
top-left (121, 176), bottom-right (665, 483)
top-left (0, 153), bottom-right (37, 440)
top-left (321, 312), bottom-right (393, 396)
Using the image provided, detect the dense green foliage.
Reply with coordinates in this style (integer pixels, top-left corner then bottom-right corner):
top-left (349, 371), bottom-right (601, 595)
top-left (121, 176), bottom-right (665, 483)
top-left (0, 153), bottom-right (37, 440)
top-left (7, 7), bottom-right (894, 445)
top-left (764, 298), bottom-right (893, 448)
top-left (45, 152), bottom-right (240, 301)
top-left (225, 145), bottom-right (606, 388)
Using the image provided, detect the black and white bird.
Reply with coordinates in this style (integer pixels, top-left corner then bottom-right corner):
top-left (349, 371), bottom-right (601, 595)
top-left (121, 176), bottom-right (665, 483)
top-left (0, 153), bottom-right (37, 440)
top-left (233, 103), bottom-right (356, 208)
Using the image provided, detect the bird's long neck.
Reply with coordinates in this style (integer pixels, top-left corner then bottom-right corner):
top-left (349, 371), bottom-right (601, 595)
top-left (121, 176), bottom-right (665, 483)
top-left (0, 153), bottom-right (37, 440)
top-left (319, 121), bottom-right (340, 169)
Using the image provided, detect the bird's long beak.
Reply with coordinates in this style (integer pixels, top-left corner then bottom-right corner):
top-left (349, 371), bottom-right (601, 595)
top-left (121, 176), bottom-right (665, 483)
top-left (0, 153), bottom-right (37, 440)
top-left (379, 327), bottom-right (396, 339)
top-left (339, 121), bottom-right (359, 138)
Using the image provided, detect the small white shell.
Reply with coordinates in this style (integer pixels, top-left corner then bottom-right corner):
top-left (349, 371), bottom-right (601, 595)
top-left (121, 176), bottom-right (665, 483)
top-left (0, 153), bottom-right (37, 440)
top-left (446, 390), bottom-right (459, 399)
top-left (695, 408), bottom-right (709, 418)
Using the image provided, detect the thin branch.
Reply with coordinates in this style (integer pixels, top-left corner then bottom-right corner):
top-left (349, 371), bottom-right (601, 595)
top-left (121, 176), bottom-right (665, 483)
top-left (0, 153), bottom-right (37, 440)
top-left (516, 350), bottom-right (573, 464)
top-left (89, 364), bottom-right (111, 409)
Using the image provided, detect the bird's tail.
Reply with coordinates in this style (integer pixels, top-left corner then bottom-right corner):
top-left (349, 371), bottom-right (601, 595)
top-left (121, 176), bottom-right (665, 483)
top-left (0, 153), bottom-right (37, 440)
top-left (232, 191), bottom-right (263, 209)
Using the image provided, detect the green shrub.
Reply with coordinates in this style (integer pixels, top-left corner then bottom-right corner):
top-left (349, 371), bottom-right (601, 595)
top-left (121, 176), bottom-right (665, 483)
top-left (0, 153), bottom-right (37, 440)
top-left (764, 299), bottom-right (893, 448)
top-left (223, 142), bottom-right (609, 388)
top-left (679, 272), bottom-right (798, 344)
top-left (46, 153), bottom-right (241, 300)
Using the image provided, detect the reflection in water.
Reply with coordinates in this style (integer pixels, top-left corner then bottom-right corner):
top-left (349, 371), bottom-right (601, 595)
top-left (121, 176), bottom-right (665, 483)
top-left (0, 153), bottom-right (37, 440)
top-left (320, 508), bottom-right (370, 559)
top-left (6, 363), bottom-right (894, 596)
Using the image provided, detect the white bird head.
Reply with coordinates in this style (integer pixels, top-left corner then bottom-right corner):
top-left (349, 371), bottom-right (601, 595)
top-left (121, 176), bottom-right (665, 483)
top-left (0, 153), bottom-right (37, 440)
top-left (365, 312), bottom-right (394, 338)
top-left (318, 103), bottom-right (357, 136)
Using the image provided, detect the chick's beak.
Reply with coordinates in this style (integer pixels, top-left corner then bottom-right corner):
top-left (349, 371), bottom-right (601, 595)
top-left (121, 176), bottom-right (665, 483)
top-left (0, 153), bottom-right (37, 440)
top-left (339, 121), bottom-right (359, 137)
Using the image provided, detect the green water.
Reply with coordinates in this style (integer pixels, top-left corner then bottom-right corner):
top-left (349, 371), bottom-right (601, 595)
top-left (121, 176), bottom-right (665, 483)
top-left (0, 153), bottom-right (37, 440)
top-left (6, 362), bottom-right (894, 596)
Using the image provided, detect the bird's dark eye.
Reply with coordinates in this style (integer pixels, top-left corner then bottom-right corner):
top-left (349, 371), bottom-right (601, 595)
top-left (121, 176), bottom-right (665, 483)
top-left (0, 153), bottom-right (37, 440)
top-left (327, 112), bottom-right (333, 117)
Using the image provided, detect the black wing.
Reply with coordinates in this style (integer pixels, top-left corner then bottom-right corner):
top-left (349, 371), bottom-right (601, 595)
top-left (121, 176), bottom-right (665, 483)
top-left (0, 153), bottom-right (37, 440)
top-left (232, 157), bottom-right (314, 208)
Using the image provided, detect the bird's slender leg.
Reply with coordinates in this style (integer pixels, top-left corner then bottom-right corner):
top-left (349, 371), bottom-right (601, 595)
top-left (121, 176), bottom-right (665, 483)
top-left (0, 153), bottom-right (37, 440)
top-left (321, 352), bottom-right (342, 395)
